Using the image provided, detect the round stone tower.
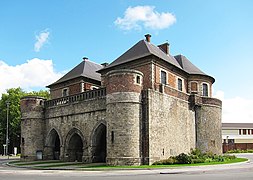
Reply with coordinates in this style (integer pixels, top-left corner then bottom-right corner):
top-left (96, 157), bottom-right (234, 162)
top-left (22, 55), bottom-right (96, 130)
top-left (104, 69), bottom-right (143, 166)
top-left (20, 96), bottom-right (45, 161)
top-left (195, 97), bottom-right (222, 155)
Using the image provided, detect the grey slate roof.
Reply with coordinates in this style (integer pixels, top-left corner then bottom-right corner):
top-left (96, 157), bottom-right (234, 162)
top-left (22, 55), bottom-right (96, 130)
top-left (99, 40), bottom-right (182, 71)
top-left (174, 55), bottom-right (206, 75)
top-left (47, 59), bottom-right (103, 87)
top-left (99, 39), bottom-right (209, 77)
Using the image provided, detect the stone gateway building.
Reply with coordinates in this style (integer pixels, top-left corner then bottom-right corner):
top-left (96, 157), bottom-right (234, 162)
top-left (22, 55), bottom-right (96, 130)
top-left (20, 34), bottom-right (222, 165)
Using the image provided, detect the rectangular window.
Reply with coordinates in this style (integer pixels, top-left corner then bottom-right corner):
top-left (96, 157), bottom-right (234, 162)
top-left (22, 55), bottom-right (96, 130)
top-left (178, 78), bottom-right (182, 91)
top-left (191, 82), bottom-right (198, 92)
top-left (161, 70), bottom-right (167, 85)
top-left (248, 129), bottom-right (251, 135)
top-left (136, 75), bottom-right (141, 84)
top-left (202, 83), bottom-right (208, 97)
top-left (252, 129), bottom-right (253, 135)
top-left (243, 129), bottom-right (247, 135)
top-left (239, 129), bottom-right (241, 135)
top-left (62, 88), bottom-right (68, 97)
top-left (111, 131), bottom-right (114, 144)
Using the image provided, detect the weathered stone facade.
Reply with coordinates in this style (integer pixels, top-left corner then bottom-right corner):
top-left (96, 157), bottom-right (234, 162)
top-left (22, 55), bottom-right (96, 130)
top-left (20, 34), bottom-right (222, 165)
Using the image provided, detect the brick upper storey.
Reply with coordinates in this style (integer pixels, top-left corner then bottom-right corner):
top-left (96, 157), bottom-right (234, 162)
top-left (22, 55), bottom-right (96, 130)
top-left (48, 34), bottom-right (216, 100)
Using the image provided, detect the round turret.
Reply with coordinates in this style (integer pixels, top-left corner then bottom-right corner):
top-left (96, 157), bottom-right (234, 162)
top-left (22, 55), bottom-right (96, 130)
top-left (104, 69), bottom-right (143, 166)
top-left (20, 96), bottom-right (45, 160)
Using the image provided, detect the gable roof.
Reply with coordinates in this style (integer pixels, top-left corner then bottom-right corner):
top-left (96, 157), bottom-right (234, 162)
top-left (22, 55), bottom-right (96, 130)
top-left (47, 59), bottom-right (103, 87)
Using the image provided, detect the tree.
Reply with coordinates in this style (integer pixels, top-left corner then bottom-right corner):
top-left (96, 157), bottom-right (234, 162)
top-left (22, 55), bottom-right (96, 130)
top-left (0, 88), bottom-right (49, 155)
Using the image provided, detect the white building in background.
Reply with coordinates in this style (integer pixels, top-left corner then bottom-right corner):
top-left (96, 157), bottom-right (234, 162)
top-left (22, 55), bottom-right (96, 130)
top-left (222, 123), bottom-right (253, 152)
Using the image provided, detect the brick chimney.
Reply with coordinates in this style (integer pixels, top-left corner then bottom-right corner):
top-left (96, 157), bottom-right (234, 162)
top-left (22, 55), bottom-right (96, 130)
top-left (145, 34), bottom-right (151, 42)
top-left (83, 57), bottom-right (88, 61)
top-left (158, 42), bottom-right (170, 55)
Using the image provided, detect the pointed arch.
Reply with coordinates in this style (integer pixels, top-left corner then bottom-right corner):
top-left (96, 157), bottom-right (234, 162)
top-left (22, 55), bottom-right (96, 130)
top-left (45, 128), bottom-right (61, 160)
top-left (65, 128), bottom-right (86, 162)
top-left (91, 121), bottom-right (107, 163)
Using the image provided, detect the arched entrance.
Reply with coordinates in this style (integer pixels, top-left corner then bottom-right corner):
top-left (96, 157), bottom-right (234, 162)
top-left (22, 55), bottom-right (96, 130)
top-left (46, 129), bottom-right (61, 160)
top-left (92, 123), bottom-right (107, 163)
top-left (67, 133), bottom-right (84, 162)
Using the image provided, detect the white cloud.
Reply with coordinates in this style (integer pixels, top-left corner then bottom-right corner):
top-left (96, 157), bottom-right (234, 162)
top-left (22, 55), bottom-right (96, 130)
top-left (115, 6), bottom-right (176, 31)
top-left (214, 91), bottom-right (253, 123)
top-left (0, 58), bottom-right (63, 96)
top-left (34, 29), bottom-right (50, 52)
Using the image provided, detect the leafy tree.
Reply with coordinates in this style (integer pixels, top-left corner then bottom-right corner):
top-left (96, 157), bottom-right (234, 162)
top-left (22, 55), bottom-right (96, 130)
top-left (0, 88), bottom-right (49, 155)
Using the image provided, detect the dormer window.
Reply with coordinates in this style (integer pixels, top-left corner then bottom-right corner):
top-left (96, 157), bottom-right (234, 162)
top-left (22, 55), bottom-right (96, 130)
top-left (202, 83), bottom-right (208, 97)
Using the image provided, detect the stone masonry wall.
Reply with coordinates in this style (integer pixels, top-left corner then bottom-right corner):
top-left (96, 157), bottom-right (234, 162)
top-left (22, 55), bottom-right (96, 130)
top-left (44, 97), bottom-right (106, 162)
top-left (195, 104), bottom-right (222, 154)
top-left (147, 89), bottom-right (196, 164)
top-left (20, 96), bottom-right (45, 160)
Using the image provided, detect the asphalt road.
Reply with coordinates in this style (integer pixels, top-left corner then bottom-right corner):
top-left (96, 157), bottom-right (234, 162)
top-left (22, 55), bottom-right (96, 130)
top-left (1, 154), bottom-right (253, 180)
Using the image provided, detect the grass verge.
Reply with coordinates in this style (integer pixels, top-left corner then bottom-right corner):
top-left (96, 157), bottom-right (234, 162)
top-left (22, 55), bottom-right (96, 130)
top-left (9, 157), bottom-right (247, 169)
top-left (80, 157), bottom-right (248, 169)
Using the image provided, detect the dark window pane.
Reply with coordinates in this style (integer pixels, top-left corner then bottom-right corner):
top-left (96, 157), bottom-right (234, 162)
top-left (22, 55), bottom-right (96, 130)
top-left (178, 78), bottom-right (182, 91)
top-left (202, 83), bottom-right (208, 96)
top-left (161, 71), bottom-right (167, 85)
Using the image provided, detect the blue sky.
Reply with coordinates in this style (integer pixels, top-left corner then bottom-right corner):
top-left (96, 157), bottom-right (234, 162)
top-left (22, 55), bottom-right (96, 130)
top-left (1, 0), bottom-right (253, 122)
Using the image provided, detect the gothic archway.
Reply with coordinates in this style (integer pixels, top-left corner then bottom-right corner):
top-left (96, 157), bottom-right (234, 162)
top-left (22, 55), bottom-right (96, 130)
top-left (46, 129), bottom-right (61, 160)
top-left (92, 123), bottom-right (107, 163)
top-left (65, 128), bottom-right (85, 162)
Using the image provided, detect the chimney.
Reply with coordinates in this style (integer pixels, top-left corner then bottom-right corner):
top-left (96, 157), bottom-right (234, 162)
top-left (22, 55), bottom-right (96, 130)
top-left (83, 57), bottom-right (88, 61)
top-left (101, 62), bottom-right (109, 67)
top-left (145, 34), bottom-right (151, 42)
top-left (158, 42), bottom-right (170, 55)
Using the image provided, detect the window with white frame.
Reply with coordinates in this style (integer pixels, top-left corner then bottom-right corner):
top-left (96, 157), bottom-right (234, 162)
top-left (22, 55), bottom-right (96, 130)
top-left (202, 83), bottom-right (208, 97)
top-left (178, 78), bottom-right (182, 91)
top-left (62, 88), bottom-right (69, 97)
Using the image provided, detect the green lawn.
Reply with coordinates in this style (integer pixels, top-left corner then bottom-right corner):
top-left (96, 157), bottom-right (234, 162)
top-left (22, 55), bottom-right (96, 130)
top-left (9, 157), bottom-right (247, 169)
top-left (80, 157), bottom-right (248, 169)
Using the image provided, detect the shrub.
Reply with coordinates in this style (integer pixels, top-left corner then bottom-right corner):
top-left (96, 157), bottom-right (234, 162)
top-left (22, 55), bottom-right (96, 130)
top-left (175, 153), bottom-right (192, 164)
top-left (191, 158), bottom-right (205, 164)
top-left (152, 157), bottom-right (177, 165)
top-left (152, 149), bottom-right (239, 165)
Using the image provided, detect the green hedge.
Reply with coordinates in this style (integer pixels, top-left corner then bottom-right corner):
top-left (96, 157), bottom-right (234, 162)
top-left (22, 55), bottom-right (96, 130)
top-left (227, 149), bottom-right (253, 153)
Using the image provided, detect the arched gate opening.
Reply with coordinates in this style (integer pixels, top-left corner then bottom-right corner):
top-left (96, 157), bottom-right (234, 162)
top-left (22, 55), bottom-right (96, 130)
top-left (92, 123), bottom-right (107, 163)
top-left (68, 133), bottom-right (83, 162)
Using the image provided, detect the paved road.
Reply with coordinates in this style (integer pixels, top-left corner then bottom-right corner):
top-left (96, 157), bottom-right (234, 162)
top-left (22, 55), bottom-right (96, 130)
top-left (0, 154), bottom-right (253, 180)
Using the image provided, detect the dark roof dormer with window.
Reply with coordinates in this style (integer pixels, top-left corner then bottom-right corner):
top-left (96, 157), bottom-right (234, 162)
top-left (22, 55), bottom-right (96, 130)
top-left (47, 57), bottom-right (104, 99)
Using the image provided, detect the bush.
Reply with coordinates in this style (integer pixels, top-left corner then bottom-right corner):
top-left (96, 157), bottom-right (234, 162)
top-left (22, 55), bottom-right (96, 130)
top-left (152, 149), bottom-right (239, 165)
top-left (175, 153), bottom-right (192, 164)
top-left (191, 158), bottom-right (205, 164)
top-left (152, 157), bottom-right (177, 165)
